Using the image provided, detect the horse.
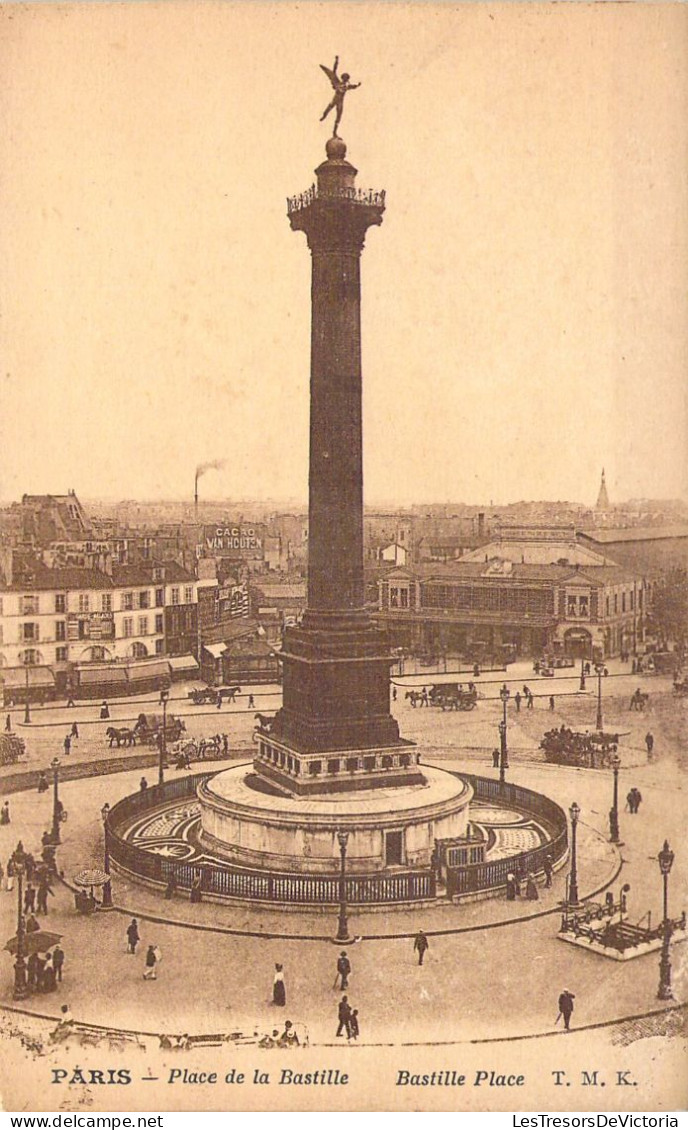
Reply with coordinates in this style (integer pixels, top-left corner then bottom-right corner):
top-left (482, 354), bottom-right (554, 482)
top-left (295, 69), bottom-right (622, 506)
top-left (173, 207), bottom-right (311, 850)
top-left (220, 685), bottom-right (241, 703)
top-left (405, 691), bottom-right (420, 708)
top-left (254, 712), bottom-right (274, 732)
top-left (106, 726), bottom-right (136, 748)
top-left (629, 690), bottom-right (650, 712)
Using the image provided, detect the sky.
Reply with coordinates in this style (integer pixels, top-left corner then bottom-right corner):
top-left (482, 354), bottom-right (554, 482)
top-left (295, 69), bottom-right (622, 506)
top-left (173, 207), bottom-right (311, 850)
top-left (0, 2), bottom-right (686, 508)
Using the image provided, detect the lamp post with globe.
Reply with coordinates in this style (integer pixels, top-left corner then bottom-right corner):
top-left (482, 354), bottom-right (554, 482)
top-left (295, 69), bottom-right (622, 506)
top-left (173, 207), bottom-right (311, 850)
top-left (657, 840), bottom-right (675, 1001)
top-left (568, 802), bottom-right (581, 907)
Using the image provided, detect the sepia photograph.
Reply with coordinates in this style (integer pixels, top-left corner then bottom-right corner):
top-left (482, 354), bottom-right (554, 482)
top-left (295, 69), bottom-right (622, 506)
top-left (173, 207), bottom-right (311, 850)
top-left (0, 0), bottom-right (686, 1114)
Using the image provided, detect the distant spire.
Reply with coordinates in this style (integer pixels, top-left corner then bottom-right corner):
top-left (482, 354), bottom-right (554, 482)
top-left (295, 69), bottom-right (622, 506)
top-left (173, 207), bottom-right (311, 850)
top-left (595, 468), bottom-right (610, 511)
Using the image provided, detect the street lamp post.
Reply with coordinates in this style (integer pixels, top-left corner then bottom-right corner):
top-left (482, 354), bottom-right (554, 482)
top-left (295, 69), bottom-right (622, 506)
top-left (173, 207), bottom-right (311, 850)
top-left (568, 801), bottom-right (581, 907)
top-left (335, 830), bottom-right (352, 944)
top-left (51, 757), bottom-right (61, 845)
top-left (609, 753), bottom-right (622, 845)
top-left (579, 657), bottom-right (586, 692)
top-left (657, 840), bottom-right (675, 1001)
top-left (498, 686), bottom-right (510, 786)
top-left (158, 689), bottom-right (169, 787)
top-left (595, 664), bottom-right (604, 732)
top-left (101, 803), bottom-right (113, 910)
top-left (13, 863), bottom-right (28, 1000)
top-left (24, 664), bottom-right (31, 725)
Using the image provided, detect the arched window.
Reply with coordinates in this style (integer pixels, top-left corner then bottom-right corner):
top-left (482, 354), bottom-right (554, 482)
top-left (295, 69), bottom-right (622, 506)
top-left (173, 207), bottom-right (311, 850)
top-left (129, 641), bottom-right (148, 659)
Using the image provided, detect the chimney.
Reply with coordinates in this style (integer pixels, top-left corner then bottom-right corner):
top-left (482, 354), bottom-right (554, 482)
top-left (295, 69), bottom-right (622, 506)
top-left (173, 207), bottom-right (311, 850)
top-left (478, 512), bottom-right (485, 539)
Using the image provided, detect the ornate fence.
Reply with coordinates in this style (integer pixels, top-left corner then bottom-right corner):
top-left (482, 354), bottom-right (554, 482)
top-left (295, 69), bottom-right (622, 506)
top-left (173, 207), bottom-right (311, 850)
top-left (444, 774), bottom-right (569, 898)
top-left (106, 774), bottom-right (435, 906)
top-left (107, 771), bottom-right (566, 906)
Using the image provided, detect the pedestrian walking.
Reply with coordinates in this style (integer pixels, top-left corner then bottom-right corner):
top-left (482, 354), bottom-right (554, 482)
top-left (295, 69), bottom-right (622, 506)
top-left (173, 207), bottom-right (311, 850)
top-left (526, 692), bottom-right (534, 709)
top-left (52, 944), bottom-right (65, 983)
top-left (632, 787), bottom-right (642, 814)
top-left (336, 995), bottom-right (352, 1038)
top-left (70, 722), bottom-right (79, 740)
top-left (525, 872), bottom-right (539, 900)
top-left (143, 944), bottom-right (161, 981)
top-left (37, 772), bottom-right (48, 793)
top-left (513, 871), bottom-right (522, 898)
top-left (543, 854), bottom-right (554, 888)
top-left (100, 701), bottom-right (110, 720)
top-left (514, 692), bottom-right (522, 712)
top-left (140, 777), bottom-right (148, 792)
top-left (272, 963), bottom-right (286, 1006)
top-left (549, 695), bottom-right (555, 711)
top-left (392, 686), bottom-right (397, 702)
top-left (5, 715), bottom-right (11, 733)
top-left (335, 950), bottom-right (351, 990)
top-left (0, 801), bottom-right (10, 825)
top-left (420, 687), bottom-right (428, 708)
top-left (24, 883), bottom-right (36, 914)
top-left (557, 990), bottom-right (575, 1031)
top-left (349, 1009), bottom-right (360, 1041)
top-left (222, 733), bottom-right (229, 755)
top-left (36, 878), bottom-right (54, 915)
top-left (625, 788), bottom-right (634, 813)
top-left (63, 734), bottom-right (71, 756)
top-left (126, 918), bottom-right (140, 954)
top-left (413, 929), bottom-right (429, 966)
top-left (216, 694), bottom-right (222, 710)
top-left (66, 693), bottom-right (76, 708)
top-left (492, 748), bottom-right (500, 768)
top-left (190, 874), bottom-right (203, 903)
top-left (506, 873), bottom-right (517, 901)
top-left (645, 732), bottom-right (654, 757)
top-left (248, 694), bottom-right (255, 710)
top-left (26, 912), bottom-right (40, 933)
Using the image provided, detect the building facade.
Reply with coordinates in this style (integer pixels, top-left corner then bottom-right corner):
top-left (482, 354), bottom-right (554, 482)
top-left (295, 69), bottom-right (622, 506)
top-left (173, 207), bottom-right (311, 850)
top-left (375, 561), bottom-right (647, 661)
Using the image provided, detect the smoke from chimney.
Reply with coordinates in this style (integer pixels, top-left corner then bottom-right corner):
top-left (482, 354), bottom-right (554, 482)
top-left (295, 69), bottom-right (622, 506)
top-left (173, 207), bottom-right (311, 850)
top-left (194, 460), bottom-right (226, 517)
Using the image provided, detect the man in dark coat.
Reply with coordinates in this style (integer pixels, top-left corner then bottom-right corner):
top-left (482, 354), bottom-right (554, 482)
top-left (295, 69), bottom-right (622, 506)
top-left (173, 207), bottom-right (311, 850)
top-left (492, 748), bottom-right (500, 768)
top-left (558, 990), bottom-right (575, 1031)
top-left (336, 950), bottom-right (351, 990)
top-left (413, 930), bottom-right (429, 966)
top-left (336, 995), bottom-right (352, 1038)
top-left (126, 918), bottom-right (140, 954)
top-left (52, 944), bottom-right (65, 983)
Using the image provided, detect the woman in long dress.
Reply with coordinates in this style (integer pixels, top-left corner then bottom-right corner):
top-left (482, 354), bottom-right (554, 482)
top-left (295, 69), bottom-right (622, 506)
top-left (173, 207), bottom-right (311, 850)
top-left (525, 872), bottom-right (539, 900)
top-left (273, 963), bottom-right (286, 1006)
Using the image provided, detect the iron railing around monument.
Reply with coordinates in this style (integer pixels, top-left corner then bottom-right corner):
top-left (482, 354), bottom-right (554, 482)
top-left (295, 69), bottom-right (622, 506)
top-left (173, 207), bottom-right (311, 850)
top-left (442, 773), bottom-right (569, 898)
top-left (106, 773), bottom-right (435, 906)
top-left (287, 184), bottom-right (386, 215)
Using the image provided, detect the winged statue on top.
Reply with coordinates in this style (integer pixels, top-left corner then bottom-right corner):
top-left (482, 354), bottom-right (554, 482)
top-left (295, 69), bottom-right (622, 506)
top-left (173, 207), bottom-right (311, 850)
top-left (319, 57), bottom-right (361, 137)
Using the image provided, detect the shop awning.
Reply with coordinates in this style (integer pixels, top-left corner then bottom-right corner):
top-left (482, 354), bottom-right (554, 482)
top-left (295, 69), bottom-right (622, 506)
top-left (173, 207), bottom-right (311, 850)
top-left (203, 643), bottom-right (227, 660)
top-left (77, 665), bottom-right (127, 686)
top-left (126, 660), bottom-right (170, 683)
top-left (168, 655), bottom-right (199, 673)
top-left (0, 667), bottom-right (55, 689)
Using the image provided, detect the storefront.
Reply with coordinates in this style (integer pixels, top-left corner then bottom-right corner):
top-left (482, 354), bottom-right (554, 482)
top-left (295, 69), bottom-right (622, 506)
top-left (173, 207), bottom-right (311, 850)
top-left (1, 666), bottom-right (56, 706)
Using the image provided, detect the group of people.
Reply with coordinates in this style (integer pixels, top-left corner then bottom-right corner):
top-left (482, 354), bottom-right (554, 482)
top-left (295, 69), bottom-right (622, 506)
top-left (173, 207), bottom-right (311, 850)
top-left (506, 869), bottom-right (542, 901)
top-left (26, 945), bottom-right (65, 994)
top-left (505, 856), bottom-right (553, 901)
top-left (125, 919), bottom-right (163, 980)
top-left (513, 686), bottom-right (535, 711)
top-left (626, 787), bottom-right (643, 814)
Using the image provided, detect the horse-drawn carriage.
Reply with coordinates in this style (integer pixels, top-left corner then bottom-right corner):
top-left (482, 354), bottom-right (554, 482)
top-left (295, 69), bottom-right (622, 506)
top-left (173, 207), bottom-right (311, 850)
top-left (187, 685), bottom-right (241, 706)
top-left (429, 683), bottom-right (478, 711)
top-left (540, 725), bottom-right (620, 768)
top-left (173, 733), bottom-right (225, 765)
top-left (0, 732), bottom-right (26, 766)
top-left (134, 712), bottom-right (186, 746)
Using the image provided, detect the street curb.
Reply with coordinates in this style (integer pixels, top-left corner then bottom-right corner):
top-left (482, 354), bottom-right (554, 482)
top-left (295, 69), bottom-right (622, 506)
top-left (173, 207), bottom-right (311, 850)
top-left (0, 999), bottom-right (684, 1047)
